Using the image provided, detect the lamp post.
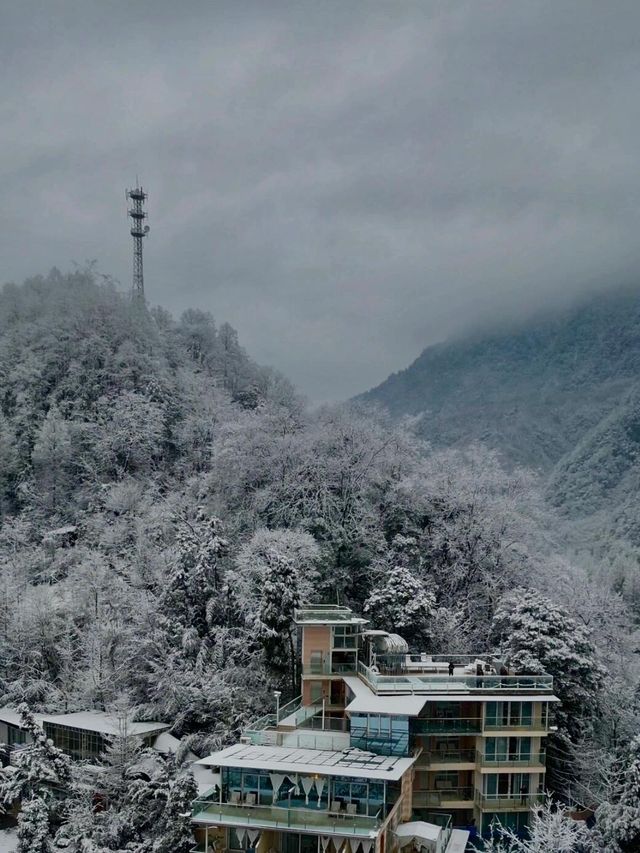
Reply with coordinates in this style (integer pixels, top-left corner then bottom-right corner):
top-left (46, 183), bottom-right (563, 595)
top-left (274, 690), bottom-right (282, 723)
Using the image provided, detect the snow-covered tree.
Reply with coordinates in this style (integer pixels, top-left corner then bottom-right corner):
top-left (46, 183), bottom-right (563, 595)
top-left (17, 795), bottom-right (53, 853)
top-left (363, 564), bottom-right (436, 648)
top-left (151, 769), bottom-right (198, 853)
top-left (0, 704), bottom-right (72, 809)
top-left (256, 549), bottom-right (301, 692)
top-left (475, 797), bottom-right (593, 852)
top-left (491, 590), bottom-right (605, 792)
top-left (595, 735), bottom-right (640, 852)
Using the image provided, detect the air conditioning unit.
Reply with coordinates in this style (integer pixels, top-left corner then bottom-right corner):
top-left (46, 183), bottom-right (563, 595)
top-left (240, 736), bottom-right (252, 745)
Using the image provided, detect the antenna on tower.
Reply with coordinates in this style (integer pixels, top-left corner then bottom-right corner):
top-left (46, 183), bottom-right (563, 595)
top-left (126, 183), bottom-right (149, 301)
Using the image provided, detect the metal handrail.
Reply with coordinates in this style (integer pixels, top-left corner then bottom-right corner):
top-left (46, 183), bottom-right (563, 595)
top-left (477, 749), bottom-right (546, 768)
top-left (423, 749), bottom-right (476, 764)
top-left (475, 791), bottom-right (545, 808)
top-left (191, 800), bottom-right (381, 835)
top-left (358, 660), bottom-right (553, 693)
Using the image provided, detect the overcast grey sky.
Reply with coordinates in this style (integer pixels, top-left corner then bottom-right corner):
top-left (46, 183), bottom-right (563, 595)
top-left (2, 2), bottom-right (640, 400)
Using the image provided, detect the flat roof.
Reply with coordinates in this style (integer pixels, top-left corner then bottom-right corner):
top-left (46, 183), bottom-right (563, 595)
top-left (197, 743), bottom-right (416, 781)
top-left (0, 707), bottom-right (44, 728)
top-left (344, 677), bottom-right (428, 716)
top-left (343, 678), bottom-right (559, 713)
top-left (294, 606), bottom-right (369, 626)
top-left (0, 707), bottom-right (170, 737)
top-left (40, 712), bottom-right (169, 737)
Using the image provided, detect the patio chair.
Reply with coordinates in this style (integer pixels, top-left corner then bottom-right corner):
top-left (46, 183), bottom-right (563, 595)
top-left (330, 801), bottom-right (342, 814)
top-left (245, 792), bottom-right (256, 806)
top-left (230, 791), bottom-right (241, 805)
top-left (346, 803), bottom-right (358, 815)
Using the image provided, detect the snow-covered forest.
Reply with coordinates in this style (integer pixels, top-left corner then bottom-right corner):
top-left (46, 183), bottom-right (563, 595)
top-left (1, 269), bottom-right (640, 851)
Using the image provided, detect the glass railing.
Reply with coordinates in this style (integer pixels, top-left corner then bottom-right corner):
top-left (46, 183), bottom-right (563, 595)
top-left (358, 661), bottom-right (553, 693)
top-left (412, 788), bottom-right (474, 807)
top-left (295, 607), bottom-right (363, 624)
top-left (475, 791), bottom-right (545, 809)
top-left (478, 749), bottom-right (546, 768)
top-left (484, 717), bottom-right (550, 732)
top-left (191, 801), bottom-right (381, 836)
top-left (413, 718), bottom-right (482, 734)
top-left (423, 749), bottom-right (476, 764)
top-left (304, 662), bottom-right (357, 676)
top-left (299, 716), bottom-right (348, 732)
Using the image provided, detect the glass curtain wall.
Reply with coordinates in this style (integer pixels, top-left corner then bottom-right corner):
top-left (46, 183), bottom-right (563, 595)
top-left (350, 714), bottom-right (409, 755)
top-left (221, 767), bottom-right (386, 817)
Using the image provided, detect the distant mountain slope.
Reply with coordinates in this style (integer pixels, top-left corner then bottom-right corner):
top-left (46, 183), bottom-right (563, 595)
top-left (360, 286), bottom-right (640, 473)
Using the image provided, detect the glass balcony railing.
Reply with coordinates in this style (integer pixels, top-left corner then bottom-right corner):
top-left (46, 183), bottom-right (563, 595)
top-left (412, 788), bottom-right (474, 807)
top-left (304, 661), bottom-right (357, 676)
top-left (358, 661), bottom-right (553, 694)
top-left (191, 801), bottom-right (381, 836)
top-left (478, 750), bottom-right (546, 768)
top-left (483, 717), bottom-right (550, 732)
top-left (475, 791), bottom-right (545, 809)
top-left (422, 749), bottom-right (476, 765)
top-left (413, 718), bottom-right (482, 734)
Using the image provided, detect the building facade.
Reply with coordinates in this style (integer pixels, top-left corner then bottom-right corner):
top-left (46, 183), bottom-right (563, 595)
top-left (192, 605), bottom-right (558, 852)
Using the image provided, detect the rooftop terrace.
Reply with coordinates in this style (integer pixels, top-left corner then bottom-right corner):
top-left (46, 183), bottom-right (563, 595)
top-left (294, 605), bottom-right (368, 626)
top-left (357, 657), bottom-right (554, 695)
top-left (197, 743), bottom-right (416, 781)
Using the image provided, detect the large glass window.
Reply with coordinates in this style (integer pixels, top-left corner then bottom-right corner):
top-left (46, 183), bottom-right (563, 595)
top-left (484, 773), bottom-right (532, 799)
top-left (6, 724), bottom-right (27, 746)
top-left (221, 767), bottom-right (387, 817)
top-left (484, 737), bottom-right (531, 761)
top-left (43, 723), bottom-right (107, 760)
top-left (485, 702), bottom-right (533, 728)
top-left (350, 714), bottom-right (409, 755)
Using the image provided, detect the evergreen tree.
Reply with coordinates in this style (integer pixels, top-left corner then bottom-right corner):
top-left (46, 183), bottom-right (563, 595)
top-left (151, 770), bottom-right (198, 853)
top-left (491, 590), bottom-right (605, 793)
top-left (17, 795), bottom-right (53, 853)
top-left (595, 736), bottom-right (640, 852)
top-left (256, 550), bottom-right (301, 693)
top-left (0, 704), bottom-right (72, 809)
top-left (364, 564), bottom-right (436, 649)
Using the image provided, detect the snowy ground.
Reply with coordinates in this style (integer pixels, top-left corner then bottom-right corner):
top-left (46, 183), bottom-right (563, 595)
top-left (0, 828), bottom-right (17, 853)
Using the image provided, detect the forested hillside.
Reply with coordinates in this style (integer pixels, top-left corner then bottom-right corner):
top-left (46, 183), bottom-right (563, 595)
top-left (1, 270), bottom-right (639, 851)
top-left (361, 285), bottom-right (640, 472)
top-left (361, 285), bottom-right (640, 557)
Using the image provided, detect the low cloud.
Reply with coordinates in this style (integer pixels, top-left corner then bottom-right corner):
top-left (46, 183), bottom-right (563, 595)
top-left (2, 1), bottom-right (640, 400)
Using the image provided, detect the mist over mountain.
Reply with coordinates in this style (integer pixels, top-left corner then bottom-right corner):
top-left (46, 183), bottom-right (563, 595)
top-left (361, 284), bottom-right (640, 541)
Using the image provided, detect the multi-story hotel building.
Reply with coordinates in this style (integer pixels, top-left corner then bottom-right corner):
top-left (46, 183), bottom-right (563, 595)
top-left (192, 605), bottom-right (558, 853)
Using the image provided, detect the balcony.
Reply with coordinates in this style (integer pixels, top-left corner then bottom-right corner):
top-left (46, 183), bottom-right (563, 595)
top-left (483, 717), bottom-right (550, 733)
top-left (478, 750), bottom-right (546, 769)
top-left (358, 661), bottom-right (553, 695)
top-left (412, 788), bottom-right (474, 808)
top-left (304, 661), bottom-right (357, 676)
top-left (413, 718), bottom-right (482, 735)
top-left (422, 749), bottom-right (476, 766)
top-left (475, 791), bottom-right (545, 810)
top-left (191, 800), bottom-right (381, 837)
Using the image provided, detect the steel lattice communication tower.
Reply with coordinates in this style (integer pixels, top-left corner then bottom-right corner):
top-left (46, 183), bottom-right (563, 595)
top-left (126, 184), bottom-right (149, 299)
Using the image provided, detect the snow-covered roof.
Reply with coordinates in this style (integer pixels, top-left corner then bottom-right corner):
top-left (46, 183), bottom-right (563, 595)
top-left (40, 711), bottom-right (169, 737)
top-left (344, 677), bottom-right (428, 716)
top-left (0, 827), bottom-right (17, 853)
top-left (447, 829), bottom-right (470, 853)
top-left (396, 821), bottom-right (440, 843)
top-left (197, 743), bottom-right (416, 781)
top-left (192, 763), bottom-right (220, 795)
top-left (294, 606), bottom-right (368, 626)
top-left (43, 525), bottom-right (77, 537)
top-left (0, 707), bottom-right (38, 728)
top-left (343, 677), bottom-right (559, 715)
